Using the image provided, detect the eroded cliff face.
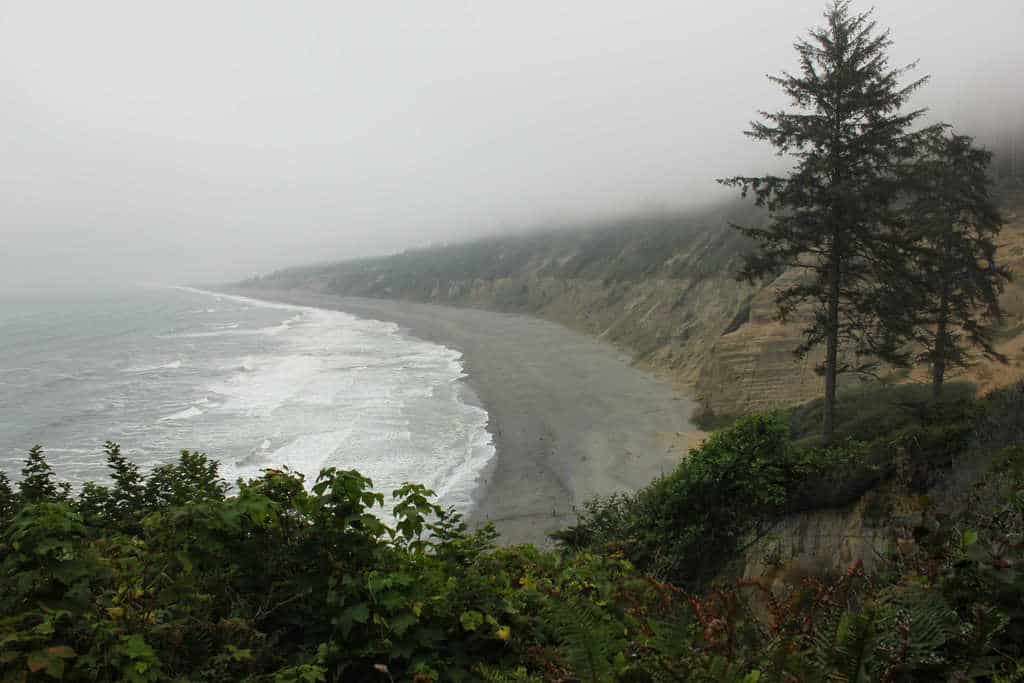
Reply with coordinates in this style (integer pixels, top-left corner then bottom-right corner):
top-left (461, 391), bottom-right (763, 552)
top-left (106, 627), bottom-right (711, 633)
top-left (695, 269), bottom-right (823, 418)
top-left (515, 274), bottom-right (754, 387)
top-left (394, 269), bottom-right (757, 392)
top-left (697, 189), bottom-right (1024, 418)
top-left (740, 497), bottom-right (897, 588)
top-left (247, 203), bottom-right (763, 398)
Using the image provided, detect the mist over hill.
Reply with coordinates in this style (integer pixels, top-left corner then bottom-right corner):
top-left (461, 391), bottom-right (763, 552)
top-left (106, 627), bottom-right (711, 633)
top-left (237, 145), bottom-right (1024, 419)
top-left (237, 198), bottom-right (758, 382)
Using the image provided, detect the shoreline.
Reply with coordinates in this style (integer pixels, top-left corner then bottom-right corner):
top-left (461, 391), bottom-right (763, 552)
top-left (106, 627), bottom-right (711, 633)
top-left (220, 287), bottom-right (703, 545)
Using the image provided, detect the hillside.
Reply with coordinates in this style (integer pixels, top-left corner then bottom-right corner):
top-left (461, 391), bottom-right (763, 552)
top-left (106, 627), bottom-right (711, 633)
top-left (239, 186), bottom-right (1024, 419)
top-left (239, 200), bottom-right (762, 387)
top-left (698, 186), bottom-right (1024, 418)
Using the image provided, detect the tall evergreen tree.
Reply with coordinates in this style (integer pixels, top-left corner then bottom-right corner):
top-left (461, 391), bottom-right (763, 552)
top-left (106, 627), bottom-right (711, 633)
top-left (719, 1), bottom-right (932, 443)
top-left (104, 440), bottom-right (145, 517)
top-left (907, 131), bottom-right (1010, 398)
top-left (0, 469), bottom-right (14, 525)
top-left (18, 445), bottom-right (61, 503)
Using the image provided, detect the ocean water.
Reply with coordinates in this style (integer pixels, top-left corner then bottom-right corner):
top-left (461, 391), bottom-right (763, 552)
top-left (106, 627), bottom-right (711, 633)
top-left (0, 286), bottom-right (494, 516)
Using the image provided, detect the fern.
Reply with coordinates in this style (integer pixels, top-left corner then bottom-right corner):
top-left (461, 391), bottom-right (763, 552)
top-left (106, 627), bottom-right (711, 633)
top-left (647, 616), bottom-right (698, 681)
top-left (875, 587), bottom-right (959, 676)
top-left (544, 599), bottom-right (625, 683)
top-left (811, 609), bottom-right (876, 683)
top-left (753, 633), bottom-right (808, 683)
top-left (648, 615), bottom-right (696, 663)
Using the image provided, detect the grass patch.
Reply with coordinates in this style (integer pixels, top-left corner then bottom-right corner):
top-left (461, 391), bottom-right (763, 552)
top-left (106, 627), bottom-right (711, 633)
top-left (787, 380), bottom-right (977, 445)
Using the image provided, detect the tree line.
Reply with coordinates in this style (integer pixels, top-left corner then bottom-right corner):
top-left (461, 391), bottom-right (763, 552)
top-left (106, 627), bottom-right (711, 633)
top-left (720, 0), bottom-right (1011, 444)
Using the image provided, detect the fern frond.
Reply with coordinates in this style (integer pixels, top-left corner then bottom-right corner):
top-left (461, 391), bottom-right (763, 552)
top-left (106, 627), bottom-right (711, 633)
top-left (811, 609), bottom-right (876, 683)
top-left (544, 599), bottom-right (625, 683)
top-left (875, 587), bottom-right (958, 675)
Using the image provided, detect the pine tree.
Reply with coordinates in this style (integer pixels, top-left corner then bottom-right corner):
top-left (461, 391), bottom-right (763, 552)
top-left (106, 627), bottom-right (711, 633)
top-left (18, 445), bottom-right (61, 503)
top-left (719, 1), bottom-right (932, 443)
top-left (104, 440), bottom-right (145, 517)
top-left (0, 470), bottom-right (15, 525)
top-left (906, 131), bottom-right (1010, 399)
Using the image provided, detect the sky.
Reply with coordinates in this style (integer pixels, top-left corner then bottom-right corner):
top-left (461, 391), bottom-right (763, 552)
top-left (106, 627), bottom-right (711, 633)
top-left (1, 1), bottom-right (1022, 289)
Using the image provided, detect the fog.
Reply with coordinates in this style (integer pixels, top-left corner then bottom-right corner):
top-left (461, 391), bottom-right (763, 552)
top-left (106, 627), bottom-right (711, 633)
top-left (1, 1), bottom-right (1021, 290)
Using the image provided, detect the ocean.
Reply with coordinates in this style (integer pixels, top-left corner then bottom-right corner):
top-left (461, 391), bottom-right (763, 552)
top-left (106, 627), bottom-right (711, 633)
top-left (0, 286), bottom-right (494, 516)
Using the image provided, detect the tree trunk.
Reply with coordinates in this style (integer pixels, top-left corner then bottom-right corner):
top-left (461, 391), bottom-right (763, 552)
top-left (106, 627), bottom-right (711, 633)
top-left (823, 244), bottom-right (841, 445)
top-left (932, 337), bottom-right (946, 400)
top-left (933, 229), bottom-right (953, 401)
top-left (932, 292), bottom-right (949, 401)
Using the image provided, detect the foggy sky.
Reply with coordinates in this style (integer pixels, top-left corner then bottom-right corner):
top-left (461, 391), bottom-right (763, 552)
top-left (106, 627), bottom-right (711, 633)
top-left (2, 1), bottom-right (1022, 290)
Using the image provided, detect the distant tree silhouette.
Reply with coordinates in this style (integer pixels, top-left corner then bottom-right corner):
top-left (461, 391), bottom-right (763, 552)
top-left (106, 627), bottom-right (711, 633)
top-left (906, 131), bottom-right (1010, 398)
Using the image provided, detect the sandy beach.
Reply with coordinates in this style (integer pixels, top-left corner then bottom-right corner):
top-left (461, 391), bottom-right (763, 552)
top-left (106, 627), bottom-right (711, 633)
top-left (225, 288), bottom-right (701, 545)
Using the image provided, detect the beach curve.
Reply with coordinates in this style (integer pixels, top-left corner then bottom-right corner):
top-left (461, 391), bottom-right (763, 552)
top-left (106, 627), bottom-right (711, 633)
top-left (223, 288), bottom-right (701, 545)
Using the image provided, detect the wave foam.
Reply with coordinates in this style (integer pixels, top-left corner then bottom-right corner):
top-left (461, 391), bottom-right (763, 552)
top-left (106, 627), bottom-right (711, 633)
top-left (124, 359), bottom-right (184, 373)
top-left (176, 286), bottom-right (498, 518)
top-left (159, 406), bottom-right (204, 421)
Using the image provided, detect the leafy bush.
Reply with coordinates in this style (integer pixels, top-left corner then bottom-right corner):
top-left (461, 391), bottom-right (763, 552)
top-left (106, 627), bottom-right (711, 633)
top-left (558, 413), bottom-right (859, 585)
top-left (0, 449), bottom-right (518, 681)
top-left (2, 389), bottom-right (1023, 680)
top-left (565, 383), bottom-right (1020, 588)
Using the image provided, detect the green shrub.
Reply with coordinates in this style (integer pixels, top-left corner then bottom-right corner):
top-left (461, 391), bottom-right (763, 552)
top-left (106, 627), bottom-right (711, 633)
top-left (2, 388), bottom-right (1022, 680)
top-left (566, 383), bottom-right (1002, 587)
top-left (561, 413), bottom-right (853, 585)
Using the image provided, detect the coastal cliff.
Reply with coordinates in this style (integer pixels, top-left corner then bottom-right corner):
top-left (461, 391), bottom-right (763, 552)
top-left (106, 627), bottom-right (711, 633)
top-left (240, 188), bottom-right (1024, 419)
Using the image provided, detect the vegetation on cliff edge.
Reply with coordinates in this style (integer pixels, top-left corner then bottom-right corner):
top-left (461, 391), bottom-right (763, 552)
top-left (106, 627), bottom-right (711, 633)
top-left (3, 380), bottom-right (1024, 680)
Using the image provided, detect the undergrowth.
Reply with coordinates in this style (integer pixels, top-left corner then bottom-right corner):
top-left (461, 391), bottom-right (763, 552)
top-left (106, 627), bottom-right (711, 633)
top-left (1, 383), bottom-right (1023, 680)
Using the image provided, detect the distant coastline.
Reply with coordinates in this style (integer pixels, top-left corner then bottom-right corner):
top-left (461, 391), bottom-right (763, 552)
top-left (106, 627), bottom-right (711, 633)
top-left (220, 287), bottom-right (702, 545)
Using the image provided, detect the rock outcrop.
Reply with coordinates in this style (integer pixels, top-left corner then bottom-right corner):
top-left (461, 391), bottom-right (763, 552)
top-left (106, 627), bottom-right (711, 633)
top-left (740, 497), bottom-right (898, 589)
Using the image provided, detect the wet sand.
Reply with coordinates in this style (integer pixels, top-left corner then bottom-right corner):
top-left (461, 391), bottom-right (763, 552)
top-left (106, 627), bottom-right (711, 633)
top-left (225, 288), bottom-right (701, 545)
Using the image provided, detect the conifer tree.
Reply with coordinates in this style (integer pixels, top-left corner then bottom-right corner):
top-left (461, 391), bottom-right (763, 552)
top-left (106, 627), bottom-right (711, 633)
top-left (906, 131), bottom-right (1010, 398)
top-left (0, 470), bottom-right (14, 525)
top-left (18, 445), bottom-right (63, 503)
top-left (104, 440), bottom-right (145, 517)
top-left (719, 1), bottom-right (932, 443)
